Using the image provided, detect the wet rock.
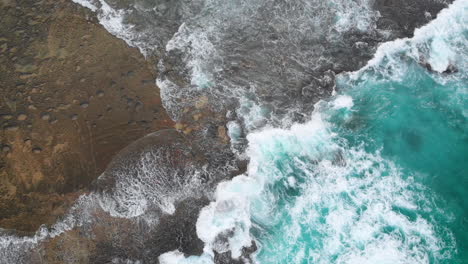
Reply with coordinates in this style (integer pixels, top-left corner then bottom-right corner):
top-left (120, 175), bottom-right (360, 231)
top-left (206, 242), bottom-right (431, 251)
top-left (0, 0), bottom-right (451, 261)
top-left (214, 243), bottom-right (258, 264)
top-left (218, 126), bottom-right (229, 144)
top-left (354, 41), bottom-right (369, 50)
top-left (302, 80), bottom-right (326, 99)
top-left (57, 103), bottom-right (71, 110)
top-left (319, 70), bottom-right (336, 91)
top-left (443, 64), bottom-right (458, 74)
top-left (17, 113), bottom-right (27, 121)
top-left (2, 145), bottom-right (11, 153)
top-left (301, 70), bottom-right (336, 101)
top-left (141, 79), bottom-right (153, 85)
top-left (32, 147), bottom-right (42, 153)
top-left (96, 90), bottom-right (104, 97)
top-left (126, 97), bottom-right (133, 106)
top-left (135, 101), bottom-right (143, 111)
top-left (139, 197), bottom-right (209, 260)
top-left (0, 0), bottom-right (174, 234)
top-left (373, 0), bottom-right (452, 38)
top-left (195, 96), bottom-right (209, 109)
top-left (1, 114), bottom-right (13, 120)
top-left (4, 125), bottom-right (19, 131)
top-left (88, 130), bottom-right (212, 261)
top-left (40, 113), bottom-right (50, 120)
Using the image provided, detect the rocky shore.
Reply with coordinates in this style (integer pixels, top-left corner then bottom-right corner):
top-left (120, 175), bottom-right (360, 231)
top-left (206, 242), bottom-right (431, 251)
top-left (0, 0), bottom-right (453, 263)
top-left (0, 0), bottom-right (175, 232)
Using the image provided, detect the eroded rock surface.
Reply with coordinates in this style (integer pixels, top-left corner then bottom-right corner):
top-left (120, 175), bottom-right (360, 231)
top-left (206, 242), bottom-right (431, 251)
top-left (3, 129), bottom-right (239, 264)
top-left (0, 0), bottom-right (174, 232)
top-left (374, 0), bottom-right (453, 37)
top-left (0, 0), bottom-right (456, 263)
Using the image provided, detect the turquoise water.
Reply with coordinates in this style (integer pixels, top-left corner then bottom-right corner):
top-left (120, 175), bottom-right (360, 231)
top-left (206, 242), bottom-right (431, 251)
top-left (158, 1), bottom-right (467, 263)
top-left (353, 68), bottom-right (467, 260)
top-left (246, 3), bottom-right (467, 263)
top-left (249, 63), bottom-right (467, 264)
top-left (340, 64), bottom-right (468, 262)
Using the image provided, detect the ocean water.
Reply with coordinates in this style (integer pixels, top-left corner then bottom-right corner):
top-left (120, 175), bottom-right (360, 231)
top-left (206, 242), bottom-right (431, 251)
top-left (246, 62), bottom-right (467, 263)
top-left (161, 1), bottom-right (467, 263)
top-left (1, 0), bottom-right (466, 263)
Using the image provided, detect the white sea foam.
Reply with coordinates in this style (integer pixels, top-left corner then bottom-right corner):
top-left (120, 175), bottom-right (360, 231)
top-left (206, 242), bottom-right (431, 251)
top-left (0, 194), bottom-right (97, 263)
top-left (0, 139), bottom-right (209, 263)
top-left (332, 0), bottom-right (377, 32)
top-left (71, 0), bottom-right (151, 55)
top-left (41, 1), bottom-right (464, 263)
top-left (155, 0), bottom-right (379, 127)
top-left (227, 121), bottom-right (242, 142)
top-left (159, 250), bottom-right (213, 264)
top-left (196, 175), bottom-right (260, 258)
top-left (236, 96), bottom-right (272, 132)
top-left (265, 146), bottom-right (445, 263)
top-left (71, 0), bottom-right (98, 11)
top-left (332, 95), bottom-right (354, 109)
top-left (98, 146), bottom-right (207, 218)
top-left (164, 101), bottom-right (339, 262)
top-left (356, 0), bottom-right (467, 78)
top-left (170, 83), bottom-right (455, 263)
top-left (166, 23), bottom-right (220, 89)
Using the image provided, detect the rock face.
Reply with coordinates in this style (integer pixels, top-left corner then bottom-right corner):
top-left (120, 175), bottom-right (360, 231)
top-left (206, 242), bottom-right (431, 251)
top-left (35, 130), bottom-right (212, 264)
top-left (373, 0), bottom-right (453, 37)
top-left (0, 0), bottom-right (173, 232)
top-left (0, 128), bottom-right (240, 264)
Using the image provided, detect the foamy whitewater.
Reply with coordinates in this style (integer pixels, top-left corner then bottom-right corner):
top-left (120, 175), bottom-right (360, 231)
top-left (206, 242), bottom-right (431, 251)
top-left (1, 0), bottom-right (467, 263)
top-left (161, 1), bottom-right (467, 263)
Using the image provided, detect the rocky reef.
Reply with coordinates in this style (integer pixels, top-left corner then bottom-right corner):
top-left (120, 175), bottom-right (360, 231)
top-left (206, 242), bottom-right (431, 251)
top-left (0, 0), bottom-right (174, 232)
top-left (0, 0), bottom-right (454, 263)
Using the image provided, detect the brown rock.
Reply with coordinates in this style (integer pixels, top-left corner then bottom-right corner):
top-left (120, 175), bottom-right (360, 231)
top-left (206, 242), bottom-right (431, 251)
top-left (4, 125), bottom-right (19, 131)
top-left (2, 145), bottom-right (11, 153)
top-left (218, 126), bottom-right (229, 144)
top-left (32, 147), bottom-right (42, 154)
top-left (40, 113), bottom-right (50, 120)
top-left (1, 114), bottom-right (12, 120)
top-left (96, 90), bottom-right (104, 97)
top-left (0, 0), bottom-right (174, 232)
top-left (17, 113), bottom-right (27, 121)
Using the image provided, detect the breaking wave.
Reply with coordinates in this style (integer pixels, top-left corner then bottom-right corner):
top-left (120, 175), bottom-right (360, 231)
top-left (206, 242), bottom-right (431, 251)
top-left (159, 1), bottom-right (467, 263)
top-left (1, 0), bottom-right (466, 263)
